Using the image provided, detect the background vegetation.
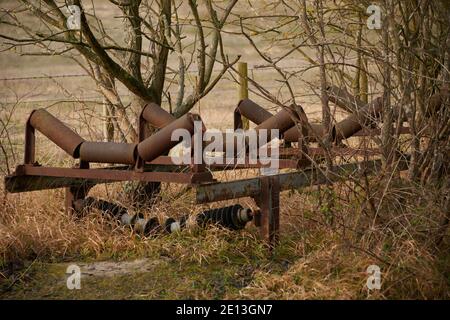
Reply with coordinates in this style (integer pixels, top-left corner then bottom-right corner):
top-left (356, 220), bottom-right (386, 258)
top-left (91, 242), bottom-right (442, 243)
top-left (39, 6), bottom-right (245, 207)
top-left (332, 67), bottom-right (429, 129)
top-left (0, 0), bottom-right (449, 299)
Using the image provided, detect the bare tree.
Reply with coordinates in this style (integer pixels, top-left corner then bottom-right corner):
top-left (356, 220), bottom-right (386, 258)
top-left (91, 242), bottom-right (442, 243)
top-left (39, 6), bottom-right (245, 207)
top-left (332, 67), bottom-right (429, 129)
top-left (1, 0), bottom-right (239, 142)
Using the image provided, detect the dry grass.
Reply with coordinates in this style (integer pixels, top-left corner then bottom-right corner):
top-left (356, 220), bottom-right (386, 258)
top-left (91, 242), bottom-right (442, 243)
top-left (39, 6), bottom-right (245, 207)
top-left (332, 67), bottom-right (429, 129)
top-left (0, 89), bottom-right (448, 300)
top-left (0, 103), bottom-right (449, 299)
top-left (0, 0), bottom-right (448, 299)
top-left (1, 168), bottom-right (449, 299)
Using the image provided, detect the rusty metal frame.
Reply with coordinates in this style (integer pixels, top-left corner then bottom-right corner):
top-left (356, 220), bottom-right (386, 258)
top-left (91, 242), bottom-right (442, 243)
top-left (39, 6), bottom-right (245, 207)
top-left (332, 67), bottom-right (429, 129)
top-left (5, 164), bottom-right (213, 192)
top-left (257, 175), bottom-right (280, 246)
top-left (6, 100), bottom-right (414, 248)
top-left (195, 159), bottom-right (409, 247)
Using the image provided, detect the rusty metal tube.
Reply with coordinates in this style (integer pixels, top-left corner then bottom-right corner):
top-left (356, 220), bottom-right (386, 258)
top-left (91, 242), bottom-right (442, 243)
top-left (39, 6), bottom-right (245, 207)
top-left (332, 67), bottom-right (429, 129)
top-left (254, 109), bottom-right (295, 133)
top-left (137, 113), bottom-right (199, 162)
top-left (284, 123), bottom-right (326, 142)
top-left (248, 109), bottom-right (295, 150)
top-left (29, 109), bottom-right (85, 158)
top-left (79, 142), bottom-right (137, 165)
top-left (332, 97), bottom-right (383, 142)
top-left (235, 100), bottom-right (324, 142)
top-left (235, 99), bottom-right (273, 127)
top-left (141, 103), bottom-right (175, 128)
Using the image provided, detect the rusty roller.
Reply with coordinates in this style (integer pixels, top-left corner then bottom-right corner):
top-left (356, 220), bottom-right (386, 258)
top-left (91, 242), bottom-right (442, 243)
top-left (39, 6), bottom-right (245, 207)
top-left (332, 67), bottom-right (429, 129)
top-left (254, 108), bottom-right (295, 134)
top-left (137, 113), bottom-right (199, 162)
top-left (332, 97), bottom-right (383, 143)
top-left (283, 124), bottom-right (326, 142)
top-left (29, 109), bottom-right (85, 158)
top-left (223, 108), bottom-right (295, 154)
top-left (234, 99), bottom-right (325, 142)
top-left (235, 99), bottom-right (273, 128)
top-left (237, 101), bottom-right (294, 134)
top-left (79, 142), bottom-right (137, 165)
top-left (141, 102), bottom-right (175, 128)
top-left (250, 108), bottom-right (297, 150)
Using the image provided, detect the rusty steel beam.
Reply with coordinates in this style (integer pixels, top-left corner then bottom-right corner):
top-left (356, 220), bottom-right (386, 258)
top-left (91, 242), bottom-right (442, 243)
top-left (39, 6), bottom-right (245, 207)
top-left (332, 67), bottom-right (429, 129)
top-left (137, 113), bottom-right (199, 162)
top-left (195, 159), bottom-right (409, 204)
top-left (4, 175), bottom-right (97, 193)
top-left (4, 163), bottom-right (187, 193)
top-left (332, 97), bottom-right (383, 143)
top-left (257, 175), bottom-right (280, 247)
top-left (5, 163), bottom-right (214, 193)
top-left (80, 141), bottom-right (137, 165)
top-left (148, 155), bottom-right (302, 170)
top-left (206, 158), bottom-right (301, 170)
top-left (28, 109), bottom-right (85, 158)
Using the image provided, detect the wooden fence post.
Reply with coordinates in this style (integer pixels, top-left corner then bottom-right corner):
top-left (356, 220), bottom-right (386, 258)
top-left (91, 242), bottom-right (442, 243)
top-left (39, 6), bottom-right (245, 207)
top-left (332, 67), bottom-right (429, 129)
top-left (238, 62), bottom-right (249, 130)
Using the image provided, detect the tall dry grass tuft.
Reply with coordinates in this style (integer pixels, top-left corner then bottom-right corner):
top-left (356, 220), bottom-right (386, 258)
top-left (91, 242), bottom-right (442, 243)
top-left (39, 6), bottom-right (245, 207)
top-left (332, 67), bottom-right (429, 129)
top-left (1, 187), bottom-right (135, 266)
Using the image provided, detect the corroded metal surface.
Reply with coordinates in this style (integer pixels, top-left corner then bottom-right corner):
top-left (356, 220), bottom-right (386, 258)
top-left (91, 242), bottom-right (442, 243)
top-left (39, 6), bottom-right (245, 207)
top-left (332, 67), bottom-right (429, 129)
top-left (5, 163), bottom-right (214, 193)
top-left (80, 142), bottom-right (137, 165)
top-left (234, 99), bottom-right (273, 129)
top-left (195, 159), bottom-right (409, 204)
top-left (137, 113), bottom-right (199, 162)
top-left (332, 97), bottom-right (383, 142)
top-left (29, 109), bottom-right (85, 158)
top-left (141, 102), bottom-right (175, 129)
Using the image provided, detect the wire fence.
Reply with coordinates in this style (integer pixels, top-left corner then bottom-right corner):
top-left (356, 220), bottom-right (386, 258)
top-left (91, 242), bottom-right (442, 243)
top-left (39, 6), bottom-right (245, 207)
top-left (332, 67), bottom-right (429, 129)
top-left (0, 64), bottom-right (318, 106)
top-left (0, 64), bottom-right (304, 81)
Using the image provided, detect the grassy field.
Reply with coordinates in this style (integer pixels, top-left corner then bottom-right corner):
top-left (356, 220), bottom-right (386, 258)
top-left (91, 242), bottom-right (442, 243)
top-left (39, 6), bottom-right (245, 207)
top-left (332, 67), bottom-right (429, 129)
top-left (1, 0), bottom-right (449, 299)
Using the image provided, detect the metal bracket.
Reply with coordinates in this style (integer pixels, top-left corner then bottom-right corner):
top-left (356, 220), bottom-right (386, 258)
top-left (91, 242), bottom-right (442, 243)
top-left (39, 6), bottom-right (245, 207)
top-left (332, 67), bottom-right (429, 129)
top-left (65, 161), bottom-right (91, 215)
top-left (24, 112), bottom-right (36, 165)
